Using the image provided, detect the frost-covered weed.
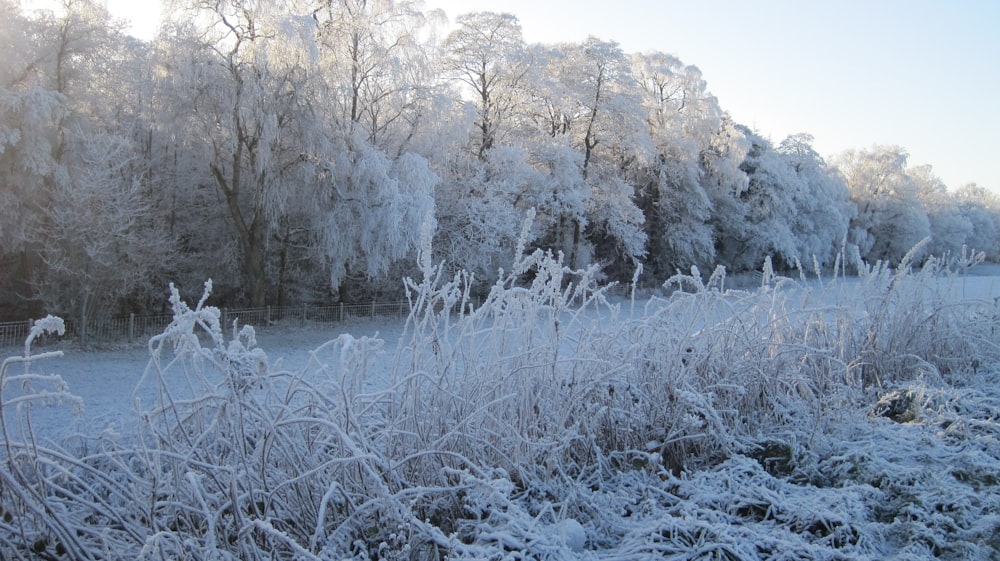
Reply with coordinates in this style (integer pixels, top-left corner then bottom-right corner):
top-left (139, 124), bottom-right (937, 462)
top-left (845, 243), bottom-right (997, 388)
top-left (1, 246), bottom-right (999, 559)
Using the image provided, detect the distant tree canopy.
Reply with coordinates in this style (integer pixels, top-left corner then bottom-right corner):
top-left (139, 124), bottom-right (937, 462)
top-left (2, 0), bottom-right (998, 321)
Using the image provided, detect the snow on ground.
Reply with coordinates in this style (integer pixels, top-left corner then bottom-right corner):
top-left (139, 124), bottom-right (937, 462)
top-left (13, 318), bottom-right (406, 443)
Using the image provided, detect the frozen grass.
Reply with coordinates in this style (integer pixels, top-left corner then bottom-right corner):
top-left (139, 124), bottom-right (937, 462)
top-left (2, 243), bottom-right (999, 559)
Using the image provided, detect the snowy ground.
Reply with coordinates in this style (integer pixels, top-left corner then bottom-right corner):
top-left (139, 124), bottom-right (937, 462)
top-left (3, 260), bottom-right (1000, 560)
top-left (19, 318), bottom-right (405, 442)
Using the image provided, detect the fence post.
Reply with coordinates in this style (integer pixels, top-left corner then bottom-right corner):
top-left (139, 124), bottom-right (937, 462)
top-left (339, 302), bottom-right (344, 322)
top-left (302, 303), bottom-right (308, 326)
top-left (128, 313), bottom-right (135, 342)
top-left (371, 300), bottom-right (376, 319)
top-left (266, 306), bottom-right (271, 324)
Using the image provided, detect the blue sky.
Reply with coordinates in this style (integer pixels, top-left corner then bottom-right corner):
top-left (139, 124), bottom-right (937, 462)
top-left (77, 0), bottom-right (1000, 192)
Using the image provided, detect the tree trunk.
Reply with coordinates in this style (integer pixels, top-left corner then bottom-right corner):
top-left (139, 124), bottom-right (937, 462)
top-left (277, 236), bottom-right (289, 310)
top-left (245, 221), bottom-right (267, 308)
top-left (210, 163), bottom-right (269, 308)
top-left (78, 292), bottom-right (89, 349)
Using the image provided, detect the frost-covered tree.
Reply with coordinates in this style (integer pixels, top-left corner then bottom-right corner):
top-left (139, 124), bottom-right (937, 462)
top-left (715, 128), bottom-right (800, 271)
top-left (633, 151), bottom-right (714, 274)
top-left (442, 11), bottom-right (530, 160)
top-left (836, 146), bottom-right (931, 264)
top-left (954, 183), bottom-right (1000, 261)
top-left (134, 31), bottom-right (237, 304)
top-left (702, 117), bottom-right (753, 270)
top-left (559, 39), bottom-right (633, 179)
top-left (305, 0), bottom-right (441, 298)
top-left (712, 131), bottom-right (854, 273)
top-left (910, 165), bottom-right (972, 259)
top-left (157, 0), bottom-right (324, 307)
top-left (528, 38), bottom-right (647, 272)
top-left (777, 133), bottom-right (853, 268)
top-left (527, 141), bottom-right (593, 261)
top-left (0, 3), bottom-right (63, 254)
top-left (430, 11), bottom-right (537, 283)
top-left (315, 0), bottom-right (435, 155)
top-left (320, 132), bottom-right (437, 298)
top-left (1, 0), bottom-right (172, 323)
top-left (35, 128), bottom-right (172, 341)
top-left (432, 145), bottom-right (539, 285)
top-left (632, 52), bottom-right (722, 275)
top-left (0, 3), bottom-right (66, 316)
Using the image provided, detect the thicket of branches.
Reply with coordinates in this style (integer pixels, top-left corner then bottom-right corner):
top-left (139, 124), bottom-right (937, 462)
top-left (2, 231), bottom-right (998, 559)
top-left (3, 0), bottom-right (1000, 327)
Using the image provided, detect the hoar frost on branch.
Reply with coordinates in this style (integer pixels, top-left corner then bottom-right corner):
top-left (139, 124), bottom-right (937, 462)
top-left (322, 131), bottom-right (437, 291)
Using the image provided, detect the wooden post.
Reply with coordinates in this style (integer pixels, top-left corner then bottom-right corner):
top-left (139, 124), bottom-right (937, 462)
top-left (128, 313), bottom-right (135, 342)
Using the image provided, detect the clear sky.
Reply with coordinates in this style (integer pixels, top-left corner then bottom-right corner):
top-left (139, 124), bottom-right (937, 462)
top-left (40, 0), bottom-right (1000, 192)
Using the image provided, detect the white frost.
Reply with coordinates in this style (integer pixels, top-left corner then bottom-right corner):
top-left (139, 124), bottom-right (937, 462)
top-left (553, 518), bottom-right (586, 552)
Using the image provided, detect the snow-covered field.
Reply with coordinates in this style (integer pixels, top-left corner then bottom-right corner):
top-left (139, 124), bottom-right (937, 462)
top-left (3, 254), bottom-right (1000, 560)
top-left (20, 318), bottom-right (407, 443)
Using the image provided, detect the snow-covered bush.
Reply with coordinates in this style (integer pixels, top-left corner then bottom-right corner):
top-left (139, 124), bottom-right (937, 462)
top-left (1, 241), bottom-right (999, 559)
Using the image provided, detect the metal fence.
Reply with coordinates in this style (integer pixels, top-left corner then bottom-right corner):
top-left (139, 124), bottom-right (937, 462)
top-left (0, 300), bottom-right (423, 350)
top-left (0, 280), bottom-right (672, 350)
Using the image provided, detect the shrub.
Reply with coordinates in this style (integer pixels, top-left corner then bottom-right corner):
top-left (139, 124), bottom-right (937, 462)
top-left (1, 241), bottom-right (998, 559)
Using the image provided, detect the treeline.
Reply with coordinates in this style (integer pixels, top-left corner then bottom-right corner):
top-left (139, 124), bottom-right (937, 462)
top-left (2, 0), bottom-right (998, 324)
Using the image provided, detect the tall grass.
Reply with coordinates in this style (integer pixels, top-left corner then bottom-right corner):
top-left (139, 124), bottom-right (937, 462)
top-left (1, 242), bottom-right (998, 559)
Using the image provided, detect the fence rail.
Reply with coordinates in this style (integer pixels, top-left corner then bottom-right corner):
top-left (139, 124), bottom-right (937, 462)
top-left (0, 280), bottom-right (666, 350)
top-left (0, 300), bottom-right (423, 350)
